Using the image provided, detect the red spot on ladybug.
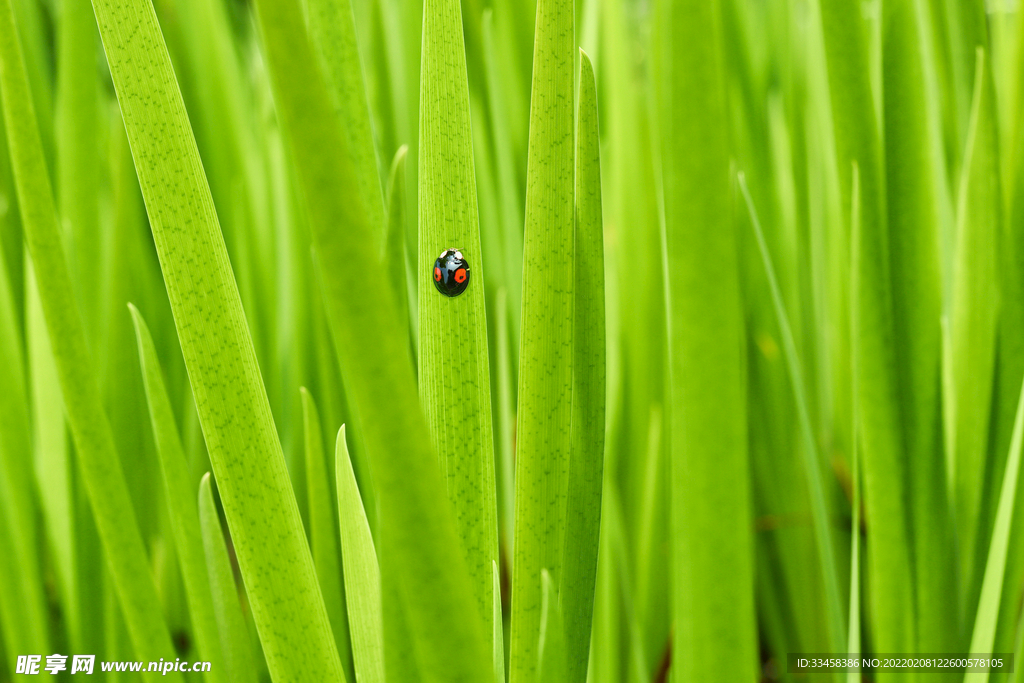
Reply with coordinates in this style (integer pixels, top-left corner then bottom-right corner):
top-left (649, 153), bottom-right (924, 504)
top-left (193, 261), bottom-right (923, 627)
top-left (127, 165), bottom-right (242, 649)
top-left (454, 268), bottom-right (467, 284)
top-left (434, 266), bottom-right (442, 282)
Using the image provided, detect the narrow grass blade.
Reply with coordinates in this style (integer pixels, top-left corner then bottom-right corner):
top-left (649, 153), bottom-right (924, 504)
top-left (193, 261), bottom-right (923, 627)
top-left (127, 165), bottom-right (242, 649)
top-left (558, 49), bottom-right (605, 683)
top-left (130, 305), bottom-right (224, 683)
top-left (661, 0), bottom-right (758, 679)
top-left (848, 161), bottom-right (863, 683)
top-left (963, 374), bottom-right (1024, 683)
top-left (335, 426), bottom-right (385, 683)
top-left (819, 0), bottom-right (917, 660)
top-left (952, 48), bottom-right (1002, 623)
top-left (493, 560), bottom-right (506, 683)
top-left (302, 388), bottom-right (354, 681)
top-left (89, 0), bottom-right (345, 676)
top-left (883, 0), bottom-right (958, 660)
top-left (198, 474), bottom-right (258, 683)
top-left (253, 0), bottom-right (492, 678)
top-left (536, 569), bottom-right (567, 683)
top-left (509, 0), bottom-right (575, 675)
top-left (0, 0), bottom-right (181, 669)
top-left (419, 0), bottom-right (499, 624)
top-left (740, 173), bottom-right (845, 653)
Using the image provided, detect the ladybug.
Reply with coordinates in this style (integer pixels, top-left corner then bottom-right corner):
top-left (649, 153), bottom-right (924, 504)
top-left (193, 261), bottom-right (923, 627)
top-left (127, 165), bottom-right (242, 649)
top-left (433, 248), bottom-right (471, 297)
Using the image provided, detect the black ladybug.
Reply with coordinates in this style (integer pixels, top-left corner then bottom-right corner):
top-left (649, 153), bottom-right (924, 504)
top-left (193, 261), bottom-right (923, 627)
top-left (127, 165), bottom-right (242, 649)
top-left (433, 248), bottom-right (471, 297)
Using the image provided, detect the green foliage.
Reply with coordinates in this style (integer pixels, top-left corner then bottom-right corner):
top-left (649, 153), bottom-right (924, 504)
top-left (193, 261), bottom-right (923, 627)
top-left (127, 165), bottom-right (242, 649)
top-left (661, 0), bottom-right (758, 680)
top-left (0, 0), bottom-right (1021, 680)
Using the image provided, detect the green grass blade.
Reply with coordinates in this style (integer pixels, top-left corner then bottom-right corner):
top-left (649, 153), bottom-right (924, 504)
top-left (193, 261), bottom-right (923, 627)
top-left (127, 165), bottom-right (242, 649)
top-left (739, 173), bottom-right (846, 653)
top-left (198, 474), bottom-right (258, 683)
top-left (536, 569), bottom-right (567, 683)
top-left (493, 560), bottom-right (506, 683)
top-left (952, 48), bottom-right (1002, 623)
top-left (335, 425), bottom-right (385, 683)
top-left (661, 0), bottom-right (758, 679)
top-left (307, 0), bottom-right (386, 245)
top-left (252, 0), bottom-right (492, 678)
top-left (558, 49), bottom-right (605, 683)
top-left (418, 0), bottom-right (499, 624)
top-left (89, 0), bottom-right (345, 675)
top-left (819, 0), bottom-right (917, 660)
top-left (848, 161), bottom-right (863, 683)
top-left (0, 238), bottom-right (47, 667)
top-left (130, 304), bottom-right (225, 683)
top-left (0, 0), bottom-right (181, 669)
top-left (384, 145), bottom-right (413, 349)
top-left (55, 0), bottom-right (100, 341)
top-left (509, 0), bottom-right (575, 675)
top-left (495, 287), bottom-right (516, 556)
top-left (963, 374), bottom-right (1024, 683)
top-left (302, 387), bottom-right (355, 681)
top-left (883, 0), bottom-right (958, 660)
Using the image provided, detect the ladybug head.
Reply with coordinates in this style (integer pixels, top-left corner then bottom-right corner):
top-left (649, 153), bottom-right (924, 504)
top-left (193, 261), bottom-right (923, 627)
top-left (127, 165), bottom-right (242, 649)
top-left (433, 248), bottom-right (471, 297)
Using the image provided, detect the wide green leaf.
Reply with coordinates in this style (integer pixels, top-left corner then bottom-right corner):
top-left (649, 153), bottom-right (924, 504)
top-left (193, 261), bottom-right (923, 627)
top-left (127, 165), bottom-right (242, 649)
top-left (509, 0), bottom-right (575, 674)
top-left (418, 0), bottom-right (499, 625)
top-left (558, 49), bottom-right (605, 683)
top-left (661, 0), bottom-right (758, 679)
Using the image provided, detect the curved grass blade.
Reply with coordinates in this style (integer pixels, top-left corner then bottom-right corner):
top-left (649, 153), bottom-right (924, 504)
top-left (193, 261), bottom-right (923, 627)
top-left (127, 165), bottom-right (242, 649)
top-left (418, 0), bottom-right (498, 624)
top-left (130, 304), bottom-right (224, 683)
top-left (252, 0), bottom-right (492, 678)
top-left (509, 0), bottom-right (575, 674)
top-left (0, 0), bottom-right (180, 669)
top-left (661, 0), bottom-right (758, 678)
top-left (335, 426), bottom-right (384, 683)
top-left (198, 474), bottom-right (258, 683)
top-left (536, 569), bottom-right (566, 683)
top-left (558, 49), bottom-right (605, 683)
top-left (964, 373), bottom-right (1024, 683)
top-left (89, 0), bottom-right (345, 676)
top-left (739, 173), bottom-right (845, 653)
top-left (302, 388), bottom-right (354, 681)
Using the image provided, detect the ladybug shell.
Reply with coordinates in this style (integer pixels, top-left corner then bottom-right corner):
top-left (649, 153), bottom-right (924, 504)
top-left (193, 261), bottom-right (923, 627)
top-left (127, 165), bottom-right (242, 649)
top-left (433, 249), bottom-right (471, 297)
